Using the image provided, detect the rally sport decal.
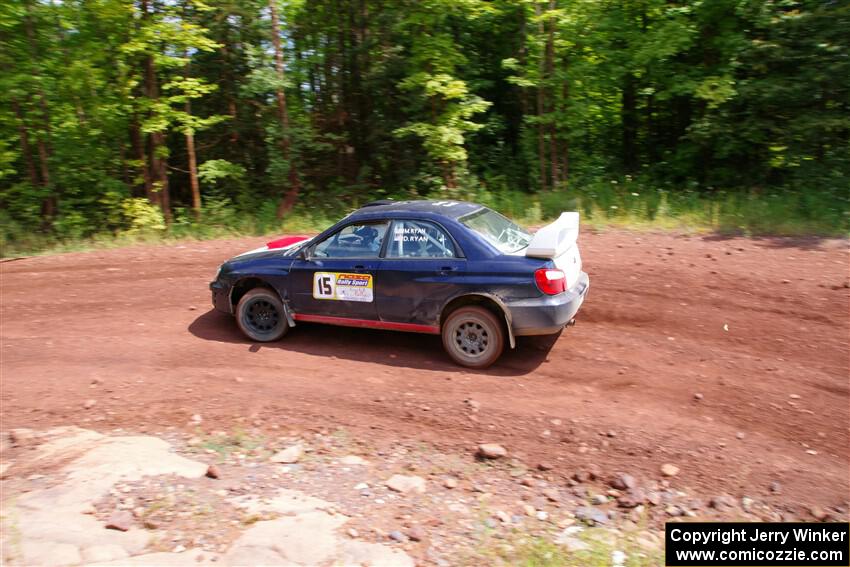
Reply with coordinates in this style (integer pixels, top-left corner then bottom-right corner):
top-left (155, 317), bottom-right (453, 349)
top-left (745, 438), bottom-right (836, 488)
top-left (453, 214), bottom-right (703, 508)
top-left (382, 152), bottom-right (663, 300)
top-left (313, 272), bottom-right (373, 302)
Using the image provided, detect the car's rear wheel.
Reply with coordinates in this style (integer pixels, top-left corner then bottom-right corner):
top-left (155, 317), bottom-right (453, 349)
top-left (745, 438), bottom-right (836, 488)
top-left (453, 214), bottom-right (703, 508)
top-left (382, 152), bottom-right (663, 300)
top-left (236, 288), bottom-right (289, 342)
top-left (442, 306), bottom-right (504, 368)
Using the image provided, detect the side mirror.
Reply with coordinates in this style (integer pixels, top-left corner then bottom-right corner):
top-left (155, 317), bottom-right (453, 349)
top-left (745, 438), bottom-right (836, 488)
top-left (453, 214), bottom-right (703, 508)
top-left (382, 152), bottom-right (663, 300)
top-left (298, 247), bottom-right (310, 261)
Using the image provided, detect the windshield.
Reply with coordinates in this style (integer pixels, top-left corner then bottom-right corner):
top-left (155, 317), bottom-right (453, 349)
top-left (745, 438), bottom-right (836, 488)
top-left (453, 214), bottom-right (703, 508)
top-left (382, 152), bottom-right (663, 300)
top-left (460, 208), bottom-right (532, 254)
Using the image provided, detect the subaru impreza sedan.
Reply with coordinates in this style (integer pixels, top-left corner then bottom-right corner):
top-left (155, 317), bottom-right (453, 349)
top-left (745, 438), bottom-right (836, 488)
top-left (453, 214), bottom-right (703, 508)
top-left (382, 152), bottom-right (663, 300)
top-left (210, 199), bottom-right (589, 368)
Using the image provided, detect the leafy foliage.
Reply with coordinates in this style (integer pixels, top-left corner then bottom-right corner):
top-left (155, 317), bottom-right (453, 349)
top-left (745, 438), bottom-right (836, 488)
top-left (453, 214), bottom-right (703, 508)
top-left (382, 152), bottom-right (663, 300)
top-left (0, 0), bottom-right (847, 254)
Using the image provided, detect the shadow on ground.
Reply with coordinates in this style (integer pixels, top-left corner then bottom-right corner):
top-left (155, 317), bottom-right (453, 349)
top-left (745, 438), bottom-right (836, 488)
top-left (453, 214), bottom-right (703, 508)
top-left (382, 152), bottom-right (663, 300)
top-left (701, 231), bottom-right (847, 250)
top-left (188, 309), bottom-right (557, 377)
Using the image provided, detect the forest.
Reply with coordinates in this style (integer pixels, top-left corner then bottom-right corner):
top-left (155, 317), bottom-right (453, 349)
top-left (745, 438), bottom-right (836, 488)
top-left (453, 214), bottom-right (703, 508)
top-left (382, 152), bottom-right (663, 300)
top-left (1, 0), bottom-right (848, 254)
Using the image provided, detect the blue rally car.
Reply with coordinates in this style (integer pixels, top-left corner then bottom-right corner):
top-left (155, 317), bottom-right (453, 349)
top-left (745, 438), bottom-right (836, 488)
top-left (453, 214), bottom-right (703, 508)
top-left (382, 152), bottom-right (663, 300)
top-left (210, 200), bottom-right (589, 368)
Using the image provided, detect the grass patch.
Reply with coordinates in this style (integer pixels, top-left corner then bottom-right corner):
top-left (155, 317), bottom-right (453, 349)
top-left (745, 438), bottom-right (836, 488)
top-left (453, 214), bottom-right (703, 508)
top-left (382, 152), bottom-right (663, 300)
top-left (3, 182), bottom-right (846, 257)
top-left (472, 526), bottom-right (664, 567)
top-left (190, 429), bottom-right (267, 460)
top-left (469, 182), bottom-right (849, 238)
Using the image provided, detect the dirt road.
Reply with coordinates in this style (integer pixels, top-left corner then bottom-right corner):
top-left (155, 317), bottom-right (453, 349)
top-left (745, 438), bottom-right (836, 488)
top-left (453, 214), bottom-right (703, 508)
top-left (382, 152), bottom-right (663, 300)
top-left (1, 230), bottom-right (848, 515)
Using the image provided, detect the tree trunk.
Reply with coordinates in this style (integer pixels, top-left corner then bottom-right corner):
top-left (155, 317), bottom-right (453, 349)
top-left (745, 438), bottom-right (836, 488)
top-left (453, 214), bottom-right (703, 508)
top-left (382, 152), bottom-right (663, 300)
top-left (621, 73), bottom-right (638, 173)
top-left (545, 0), bottom-right (557, 188)
top-left (518, 7), bottom-right (528, 117)
top-left (141, 0), bottom-right (170, 221)
top-left (185, 129), bottom-right (201, 217)
top-left (119, 144), bottom-right (130, 187)
top-left (185, 121), bottom-right (201, 219)
top-left (130, 119), bottom-right (154, 201)
top-left (269, 0), bottom-right (302, 218)
top-left (11, 98), bottom-right (39, 189)
top-left (151, 130), bottom-right (171, 219)
top-left (535, 2), bottom-right (547, 191)
top-left (183, 58), bottom-right (202, 219)
top-left (357, 0), bottom-right (371, 169)
top-left (561, 76), bottom-right (570, 185)
top-left (219, 22), bottom-right (240, 145)
top-left (24, 0), bottom-right (56, 223)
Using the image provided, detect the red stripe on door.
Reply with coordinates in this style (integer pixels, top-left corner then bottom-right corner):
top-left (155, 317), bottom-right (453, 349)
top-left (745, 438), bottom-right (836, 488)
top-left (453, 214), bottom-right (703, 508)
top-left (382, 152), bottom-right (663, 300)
top-left (292, 313), bottom-right (440, 335)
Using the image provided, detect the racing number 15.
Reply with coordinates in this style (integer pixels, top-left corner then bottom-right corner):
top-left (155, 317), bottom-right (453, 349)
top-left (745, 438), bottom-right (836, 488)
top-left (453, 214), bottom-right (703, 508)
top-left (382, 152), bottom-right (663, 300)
top-left (315, 273), bottom-right (334, 298)
top-left (318, 276), bottom-right (332, 296)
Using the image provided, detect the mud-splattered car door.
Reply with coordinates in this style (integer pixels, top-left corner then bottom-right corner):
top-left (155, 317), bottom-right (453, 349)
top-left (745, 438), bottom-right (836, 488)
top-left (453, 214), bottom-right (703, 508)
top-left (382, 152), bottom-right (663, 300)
top-left (376, 219), bottom-right (466, 328)
top-left (288, 221), bottom-right (387, 321)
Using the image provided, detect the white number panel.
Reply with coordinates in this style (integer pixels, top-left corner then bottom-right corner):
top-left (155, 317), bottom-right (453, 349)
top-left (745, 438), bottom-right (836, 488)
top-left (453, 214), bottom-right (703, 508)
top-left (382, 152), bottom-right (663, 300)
top-left (312, 272), bottom-right (373, 302)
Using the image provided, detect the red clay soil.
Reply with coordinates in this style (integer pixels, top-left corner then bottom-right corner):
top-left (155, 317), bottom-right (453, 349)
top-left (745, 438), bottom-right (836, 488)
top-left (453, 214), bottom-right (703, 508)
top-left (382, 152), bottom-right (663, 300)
top-left (1, 230), bottom-right (848, 514)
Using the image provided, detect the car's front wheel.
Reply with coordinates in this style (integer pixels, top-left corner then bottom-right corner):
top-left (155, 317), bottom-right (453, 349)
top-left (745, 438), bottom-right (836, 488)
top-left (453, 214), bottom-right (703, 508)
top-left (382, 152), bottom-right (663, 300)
top-left (236, 288), bottom-right (289, 342)
top-left (442, 306), bottom-right (504, 368)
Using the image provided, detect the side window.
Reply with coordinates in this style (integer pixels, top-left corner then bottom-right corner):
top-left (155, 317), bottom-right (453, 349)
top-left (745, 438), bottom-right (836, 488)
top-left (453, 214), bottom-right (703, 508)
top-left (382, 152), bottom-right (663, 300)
top-left (312, 222), bottom-right (388, 258)
top-left (388, 220), bottom-right (456, 258)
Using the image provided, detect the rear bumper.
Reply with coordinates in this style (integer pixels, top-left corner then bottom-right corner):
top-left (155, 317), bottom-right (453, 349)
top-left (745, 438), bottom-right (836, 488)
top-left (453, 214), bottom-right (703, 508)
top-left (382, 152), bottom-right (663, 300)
top-left (507, 271), bottom-right (589, 336)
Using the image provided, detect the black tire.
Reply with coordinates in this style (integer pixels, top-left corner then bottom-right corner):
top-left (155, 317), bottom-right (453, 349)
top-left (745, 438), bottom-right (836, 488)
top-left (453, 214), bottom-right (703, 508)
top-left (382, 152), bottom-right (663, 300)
top-left (442, 306), bottom-right (504, 369)
top-left (235, 287), bottom-right (289, 342)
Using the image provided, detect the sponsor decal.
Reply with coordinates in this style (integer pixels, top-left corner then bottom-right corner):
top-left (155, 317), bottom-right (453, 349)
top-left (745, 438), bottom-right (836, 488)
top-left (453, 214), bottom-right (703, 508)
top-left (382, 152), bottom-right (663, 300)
top-left (313, 272), bottom-right (373, 302)
top-left (393, 226), bottom-right (428, 242)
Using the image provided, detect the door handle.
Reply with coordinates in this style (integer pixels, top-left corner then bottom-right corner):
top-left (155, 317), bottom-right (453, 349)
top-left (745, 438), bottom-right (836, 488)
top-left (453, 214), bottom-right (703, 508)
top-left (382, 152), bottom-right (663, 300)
top-left (438, 266), bottom-right (456, 275)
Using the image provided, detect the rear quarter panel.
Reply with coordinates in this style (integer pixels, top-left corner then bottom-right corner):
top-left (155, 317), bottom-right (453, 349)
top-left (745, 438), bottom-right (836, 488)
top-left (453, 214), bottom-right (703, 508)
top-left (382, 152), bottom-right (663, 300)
top-left (432, 217), bottom-right (551, 322)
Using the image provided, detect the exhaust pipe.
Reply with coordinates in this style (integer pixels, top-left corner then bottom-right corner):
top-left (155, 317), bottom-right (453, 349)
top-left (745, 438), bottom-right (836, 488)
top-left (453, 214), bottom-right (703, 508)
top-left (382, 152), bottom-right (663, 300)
top-left (566, 318), bottom-right (577, 327)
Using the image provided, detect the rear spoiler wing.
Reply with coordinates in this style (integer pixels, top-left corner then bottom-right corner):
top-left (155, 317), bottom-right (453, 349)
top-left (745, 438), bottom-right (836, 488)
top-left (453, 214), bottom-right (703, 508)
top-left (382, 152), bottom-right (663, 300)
top-left (525, 212), bottom-right (579, 259)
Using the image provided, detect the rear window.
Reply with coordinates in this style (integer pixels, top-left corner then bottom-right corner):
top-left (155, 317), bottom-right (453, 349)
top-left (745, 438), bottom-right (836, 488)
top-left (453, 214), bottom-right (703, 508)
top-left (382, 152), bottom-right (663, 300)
top-left (460, 208), bottom-right (532, 254)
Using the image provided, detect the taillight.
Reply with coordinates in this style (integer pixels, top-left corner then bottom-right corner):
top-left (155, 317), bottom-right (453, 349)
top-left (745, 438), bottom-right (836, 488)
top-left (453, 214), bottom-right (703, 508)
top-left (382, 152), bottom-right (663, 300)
top-left (534, 268), bottom-right (567, 295)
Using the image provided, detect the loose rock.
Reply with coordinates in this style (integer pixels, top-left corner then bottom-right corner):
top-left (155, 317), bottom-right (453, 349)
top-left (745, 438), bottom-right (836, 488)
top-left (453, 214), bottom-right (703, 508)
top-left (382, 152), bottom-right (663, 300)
top-left (574, 506), bottom-right (608, 525)
top-left (270, 444), bottom-right (303, 464)
top-left (660, 463), bottom-right (680, 477)
top-left (339, 455), bottom-right (369, 466)
top-left (385, 474), bottom-right (426, 494)
top-left (495, 510), bottom-right (511, 523)
top-left (709, 494), bottom-right (737, 510)
top-left (476, 443), bottom-right (507, 459)
top-left (618, 488), bottom-right (646, 508)
top-left (559, 536), bottom-right (590, 552)
top-left (665, 505), bottom-right (683, 517)
top-left (205, 464), bottom-right (221, 479)
top-left (105, 510), bottom-right (133, 531)
top-left (9, 428), bottom-right (36, 447)
top-left (610, 473), bottom-right (637, 490)
top-left (543, 488), bottom-right (561, 502)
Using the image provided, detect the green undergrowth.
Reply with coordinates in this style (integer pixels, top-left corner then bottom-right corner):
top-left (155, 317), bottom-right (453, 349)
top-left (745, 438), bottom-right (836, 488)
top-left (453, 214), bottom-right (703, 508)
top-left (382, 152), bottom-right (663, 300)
top-left (2, 183), bottom-right (846, 257)
top-left (471, 525), bottom-right (664, 567)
